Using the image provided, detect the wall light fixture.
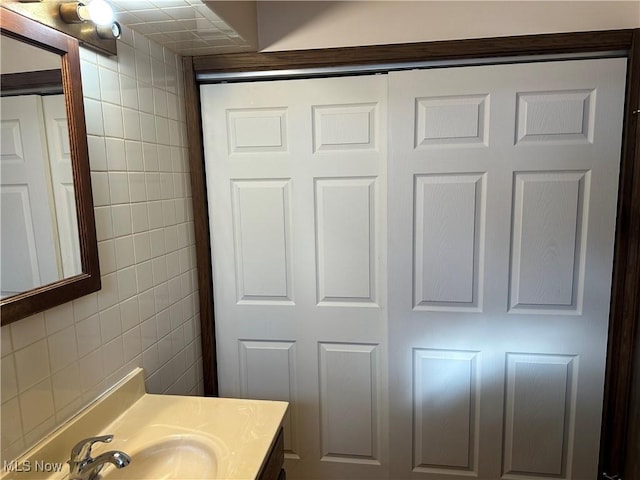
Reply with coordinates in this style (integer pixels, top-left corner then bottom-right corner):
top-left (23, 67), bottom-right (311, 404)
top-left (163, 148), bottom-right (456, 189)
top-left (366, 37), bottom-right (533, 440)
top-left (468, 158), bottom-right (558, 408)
top-left (59, 0), bottom-right (121, 39)
top-left (2, 1), bottom-right (120, 56)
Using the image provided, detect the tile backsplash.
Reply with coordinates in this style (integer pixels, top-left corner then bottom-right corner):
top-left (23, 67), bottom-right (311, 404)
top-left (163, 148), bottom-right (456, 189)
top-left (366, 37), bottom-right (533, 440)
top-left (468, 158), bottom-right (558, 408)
top-left (0, 27), bottom-right (203, 463)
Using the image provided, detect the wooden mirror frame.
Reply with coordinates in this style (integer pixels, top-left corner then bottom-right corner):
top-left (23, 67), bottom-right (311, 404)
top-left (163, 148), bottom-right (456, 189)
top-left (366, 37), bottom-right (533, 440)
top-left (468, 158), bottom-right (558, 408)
top-left (0, 8), bottom-right (100, 325)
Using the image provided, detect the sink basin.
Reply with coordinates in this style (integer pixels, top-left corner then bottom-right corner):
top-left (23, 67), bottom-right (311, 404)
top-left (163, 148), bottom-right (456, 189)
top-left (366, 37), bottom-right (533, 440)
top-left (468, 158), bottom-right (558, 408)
top-left (102, 436), bottom-right (218, 480)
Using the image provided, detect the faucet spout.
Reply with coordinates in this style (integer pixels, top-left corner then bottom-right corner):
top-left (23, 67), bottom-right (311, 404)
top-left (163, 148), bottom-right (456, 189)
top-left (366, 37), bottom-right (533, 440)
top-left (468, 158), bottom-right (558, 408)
top-left (91, 450), bottom-right (132, 469)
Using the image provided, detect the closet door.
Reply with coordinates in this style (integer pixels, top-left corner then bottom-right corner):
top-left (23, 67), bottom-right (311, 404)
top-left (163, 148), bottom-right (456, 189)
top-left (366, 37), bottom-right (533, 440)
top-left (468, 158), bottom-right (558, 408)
top-left (1, 95), bottom-right (60, 297)
top-left (201, 75), bottom-right (388, 480)
top-left (388, 58), bottom-right (626, 479)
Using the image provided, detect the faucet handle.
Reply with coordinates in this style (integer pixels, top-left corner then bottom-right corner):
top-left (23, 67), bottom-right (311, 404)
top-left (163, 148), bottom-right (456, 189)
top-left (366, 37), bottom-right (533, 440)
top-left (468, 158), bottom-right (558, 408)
top-left (70, 435), bottom-right (114, 461)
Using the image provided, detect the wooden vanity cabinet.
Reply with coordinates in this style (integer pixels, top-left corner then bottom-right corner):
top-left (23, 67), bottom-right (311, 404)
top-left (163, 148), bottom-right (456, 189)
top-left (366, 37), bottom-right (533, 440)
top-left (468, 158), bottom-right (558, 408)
top-left (258, 427), bottom-right (285, 480)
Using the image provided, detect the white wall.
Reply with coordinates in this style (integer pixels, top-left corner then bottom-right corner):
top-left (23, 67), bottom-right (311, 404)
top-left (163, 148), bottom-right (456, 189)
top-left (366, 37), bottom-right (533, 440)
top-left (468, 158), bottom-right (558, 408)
top-left (1, 36), bottom-right (61, 74)
top-left (257, 1), bottom-right (640, 51)
top-left (0, 27), bottom-right (203, 463)
top-left (207, 0), bottom-right (259, 49)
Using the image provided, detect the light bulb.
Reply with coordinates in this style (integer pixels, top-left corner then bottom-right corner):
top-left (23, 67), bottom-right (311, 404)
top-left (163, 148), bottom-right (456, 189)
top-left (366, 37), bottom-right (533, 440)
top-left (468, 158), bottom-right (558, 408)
top-left (87, 0), bottom-right (114, 26)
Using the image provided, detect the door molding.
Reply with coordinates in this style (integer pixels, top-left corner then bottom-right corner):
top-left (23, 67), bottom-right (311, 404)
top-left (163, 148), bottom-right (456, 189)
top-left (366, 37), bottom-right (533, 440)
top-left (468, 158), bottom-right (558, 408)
top-left (183, 28), bottom-right (640, 479)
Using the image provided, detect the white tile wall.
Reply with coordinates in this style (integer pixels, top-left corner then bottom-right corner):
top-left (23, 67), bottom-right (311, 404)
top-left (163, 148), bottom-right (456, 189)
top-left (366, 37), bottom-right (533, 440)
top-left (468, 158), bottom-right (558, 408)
top-left (0, 27), bottom-right (203, 463)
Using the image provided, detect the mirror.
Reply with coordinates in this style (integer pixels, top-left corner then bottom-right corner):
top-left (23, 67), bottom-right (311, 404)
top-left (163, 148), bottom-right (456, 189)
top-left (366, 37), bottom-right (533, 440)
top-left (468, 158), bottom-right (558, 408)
top-left (1, 8), bottom-right (100, 325)
top-left (1, 36), bottom-right (82, 297)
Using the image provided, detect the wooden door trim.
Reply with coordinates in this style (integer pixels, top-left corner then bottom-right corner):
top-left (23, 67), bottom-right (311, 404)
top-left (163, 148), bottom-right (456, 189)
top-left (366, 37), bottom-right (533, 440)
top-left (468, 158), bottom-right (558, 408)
top-left (182, 57), bottom-right (218, 397)
top-left (192, 29), bottom-right (634, 73)
top-left (184, 29), bottom-right (640, 478)
top-left (604, 28), bottom-right (640, 480)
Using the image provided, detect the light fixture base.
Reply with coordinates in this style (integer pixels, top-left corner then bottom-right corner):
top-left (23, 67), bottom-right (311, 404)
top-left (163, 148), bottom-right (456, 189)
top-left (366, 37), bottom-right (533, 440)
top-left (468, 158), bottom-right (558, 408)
top-left (2, 1), bottom-right (117, 56)
top-left (59, 2), bottom-right (86, 23)
top-left (96, 20), bottom-right (120, 39)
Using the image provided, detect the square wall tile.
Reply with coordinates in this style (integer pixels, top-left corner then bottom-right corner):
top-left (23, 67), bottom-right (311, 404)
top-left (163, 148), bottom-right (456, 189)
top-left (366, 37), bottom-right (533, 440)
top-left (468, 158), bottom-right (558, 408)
top-left (106, 138), bottom-right (127, 171)
top-left (75, 314), bottom-right (101, 358)
top-left (102, 338), bottom-right (125, 376)
top-left (91, 172), bottom-right (111, 207)
top-left (142, 143), bottom-right (159, 171)
top-left (1, 325), bottom-right (13, 356)
top-left (158, 145), bottom-right (172, 172)
top-left (109, 172), bottom-right (131, 204)
top-left (154, 87), bottom-right (168, 118)
top-left (102, 103), bottom-right (124, 138)
top-left (47, 326), bottom-right (79, 374)
top-left (123, 327), bottom-right (142, 362)
top-left (136, 261), bottom-right (154, 293)
top-left (1, 397), bottom-right (23, 447)
top-left (81, 61), bottom-right (101, 100)
top-left (99, 66), bottom-right (122, 105)
top-left (1, 355), bottom-right (18, 403)
top-left (10, 314), bottom-right (45, 350)
top-left (133, 232), bottom-right (152, 263)
top-left (112, 204), bottom-right (133, 237)
top-left (135, 52), bottom-right (152, 85)
top-left (98, 240), bottom-right (117, 275)
top-left (140, 112), bottom-right (157, 143)
top-left (44, 303), bottom-right (75, 335)
top-left (146, 173), bottom-right (162, 201)
top-left (138, 81), bottom-right (155, 114)
top-left (19, 378), bottom-right (54, 433)
top-left (98, 273), bottom-right (119, 311)
top-left (131, 203), bottom-right (150, 234)
top-left (84, 98), bottom-right (104, 136)
top-left (152, 257), bottom-right (168, 284)
top-left (120, 297), bottom-right (141, 331)
top-left (73, 293), bottom-right (98, 323)
top-left (129, 172), bottom-right (148, 203)
top-left (115, 236), bottom-right (136, 269)
top-left (140, 317), bottom-right (158, 348)
top-left (142, 344), bottom-right (159, 375)
top-left (94, 206), bottom-right (114, 242)
top-left (51, 362), bottom-right (82, 411)
top-left (78, 348), bottom-right (104, 394)
top-left (125, 140), bottom-right (144, 171)
top-left (123, 108), bottom-right (142, 141)
top-left (118, 43), bottom-right (137, 80)
top-left (118, 267), bottom-right (138, 301)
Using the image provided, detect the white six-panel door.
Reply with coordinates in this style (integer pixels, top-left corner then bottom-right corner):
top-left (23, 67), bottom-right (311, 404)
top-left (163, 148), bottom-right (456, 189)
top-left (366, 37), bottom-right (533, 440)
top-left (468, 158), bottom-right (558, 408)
top-left (1, 95), bottom-right (60, 297)
top-left (201, 58), bottom-right (626, 480)
top-left (388, 58), bottom-right (626, 480)
top-left (201, 75), bottom-right (389, 479)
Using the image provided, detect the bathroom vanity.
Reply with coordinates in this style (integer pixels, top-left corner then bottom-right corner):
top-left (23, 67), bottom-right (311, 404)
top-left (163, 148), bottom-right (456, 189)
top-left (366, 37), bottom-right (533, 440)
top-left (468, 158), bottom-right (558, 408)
top-left (0, 368), bottom-right (288, 480)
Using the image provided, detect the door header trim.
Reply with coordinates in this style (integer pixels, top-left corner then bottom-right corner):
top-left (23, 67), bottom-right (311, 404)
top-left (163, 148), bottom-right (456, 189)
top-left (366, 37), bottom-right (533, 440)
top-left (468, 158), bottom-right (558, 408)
top-left (196, 50), bottom-right (628, 83)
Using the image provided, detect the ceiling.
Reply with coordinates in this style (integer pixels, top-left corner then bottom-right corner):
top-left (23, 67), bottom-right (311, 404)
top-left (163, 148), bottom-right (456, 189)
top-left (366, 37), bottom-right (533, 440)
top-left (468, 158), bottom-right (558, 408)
top-left (110, 0), bottom-right (256, 56)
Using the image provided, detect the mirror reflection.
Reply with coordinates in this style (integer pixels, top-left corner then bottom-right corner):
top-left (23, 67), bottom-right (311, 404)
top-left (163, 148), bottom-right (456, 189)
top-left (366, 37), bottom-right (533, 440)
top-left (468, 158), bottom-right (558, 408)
top-left (1, 35), bottom-right (81, 299)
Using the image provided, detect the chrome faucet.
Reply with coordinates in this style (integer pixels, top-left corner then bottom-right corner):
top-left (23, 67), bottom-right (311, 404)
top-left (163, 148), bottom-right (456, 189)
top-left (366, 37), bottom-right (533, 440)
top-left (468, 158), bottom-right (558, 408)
top-left (67, 435), bottom-right (131, 480)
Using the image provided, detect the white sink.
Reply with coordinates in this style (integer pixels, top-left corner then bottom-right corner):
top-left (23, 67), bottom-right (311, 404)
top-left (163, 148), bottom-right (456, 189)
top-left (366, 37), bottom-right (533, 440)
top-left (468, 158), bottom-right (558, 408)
top-left (102, 436), bottom-right (218, 480)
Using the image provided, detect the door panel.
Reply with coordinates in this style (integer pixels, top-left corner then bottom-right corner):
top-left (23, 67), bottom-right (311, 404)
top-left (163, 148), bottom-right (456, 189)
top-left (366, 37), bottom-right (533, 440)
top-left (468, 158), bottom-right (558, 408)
top-left (413, 349), bottom-right (480, 472)
top-left (413, 173), bottom-right (485, 310)
top-left (319, 342), bottom-right (380, 461)
top-left (503, 353), bottom-right (577, 476)
top-left (388, 58), bottom-right (626, 479)
top-left (201, 75), bottom-right (388, 479)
